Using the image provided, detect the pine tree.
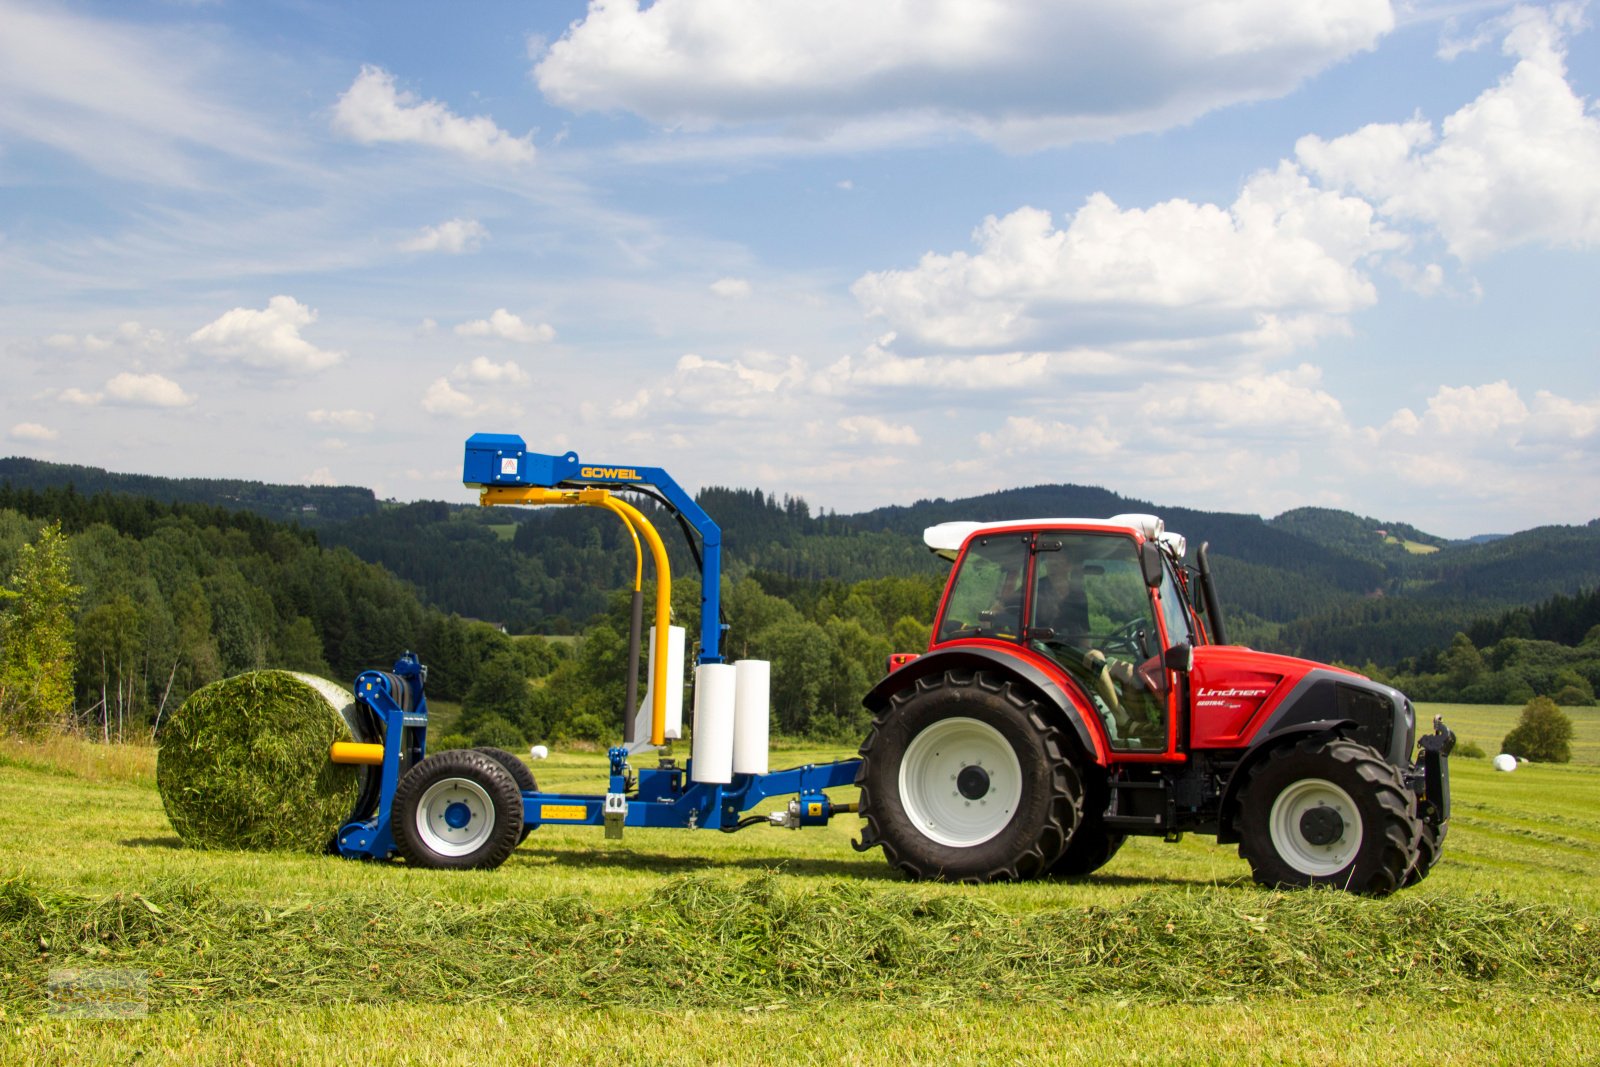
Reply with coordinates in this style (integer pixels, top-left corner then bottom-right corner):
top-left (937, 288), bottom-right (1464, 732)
top-left (0, 522), bottom-right (81, 738)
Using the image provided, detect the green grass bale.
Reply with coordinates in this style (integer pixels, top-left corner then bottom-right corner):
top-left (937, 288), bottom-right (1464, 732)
top-left (157, 671), bottom-right (366, 852)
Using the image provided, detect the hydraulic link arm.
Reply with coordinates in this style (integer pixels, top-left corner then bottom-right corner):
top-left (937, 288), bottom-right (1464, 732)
top-left (463, 433), bottom-right (725, 665)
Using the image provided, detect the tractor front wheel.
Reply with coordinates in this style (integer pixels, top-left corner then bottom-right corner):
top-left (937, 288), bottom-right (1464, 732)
top-left (1403, 819), bottom-right (1446, 887)
top-left (856, 669), bottom-right (1081, 883)
top-left (1236, 735), bottom-right (1420, 895)
top-left (393, 749), bottom-right (524, 870)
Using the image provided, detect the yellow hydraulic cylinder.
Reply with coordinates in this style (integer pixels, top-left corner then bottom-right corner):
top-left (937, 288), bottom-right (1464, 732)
top-left (329, 742), bottom-right (386, 765)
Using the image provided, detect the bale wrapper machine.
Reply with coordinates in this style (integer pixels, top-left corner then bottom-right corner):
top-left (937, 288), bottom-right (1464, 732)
top-left (328, 432), bottom-right (861, 870)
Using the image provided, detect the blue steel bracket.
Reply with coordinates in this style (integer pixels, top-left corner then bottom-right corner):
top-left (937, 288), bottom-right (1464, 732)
top-left (515, 759), bottom-right (863, 833)
top-left (336, 659), bottom-right (430, 861)
top-left (462, 432), bottom-right (726, 664)
top-left (719, 760), bottom-right (862, 822)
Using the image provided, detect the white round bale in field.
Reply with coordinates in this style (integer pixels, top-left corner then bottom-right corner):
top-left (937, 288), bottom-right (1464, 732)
top-left (1492, 752), bottom-right (1518, 772)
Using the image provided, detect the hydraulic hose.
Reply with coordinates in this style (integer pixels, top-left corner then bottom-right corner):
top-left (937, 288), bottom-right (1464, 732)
top-left (480, 486), bottom-right (674, 745)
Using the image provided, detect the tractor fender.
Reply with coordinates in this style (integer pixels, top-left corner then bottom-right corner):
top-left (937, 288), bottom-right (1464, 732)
top-left (863, 646), bottom-right (1105, 765)
top-left (1215, 718), bottom-right (1357, 845)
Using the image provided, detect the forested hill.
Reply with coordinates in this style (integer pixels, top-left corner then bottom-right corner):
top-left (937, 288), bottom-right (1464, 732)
top-left (6, 457), bottom-right (1600, 667)
top-left (0, 457), bottom-right (378, 526)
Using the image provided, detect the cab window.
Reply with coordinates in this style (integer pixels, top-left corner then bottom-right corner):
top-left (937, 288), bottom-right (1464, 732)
top-left (1155, 560), bottom-right (1192, 649)
top-left (938, 535), bottom-right (1030, 642)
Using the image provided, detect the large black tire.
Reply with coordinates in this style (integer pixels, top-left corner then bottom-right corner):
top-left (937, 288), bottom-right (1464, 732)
top-left (393, 749), bottom-right (523, 870)
top-left (1236, 735), bottom-right (1420, 896)
top-left (324, 703), bottom-right (384, 855)
top-left (856, 669), bottom-right (1082, 883)
top-left (348, 703), bottom-right (385, 823)
top-left (1403, 819), bottom-right (1446, 887)
top-left (1050, 769), bottom-right (1124, 878)
top-left (473, 746), bottom-right (538, 844)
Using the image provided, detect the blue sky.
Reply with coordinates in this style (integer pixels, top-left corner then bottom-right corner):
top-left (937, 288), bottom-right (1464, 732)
top-left (2, 0), bottom-right (1597, 539)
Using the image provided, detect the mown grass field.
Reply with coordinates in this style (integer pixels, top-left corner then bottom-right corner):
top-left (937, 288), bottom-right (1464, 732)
top-left (4, 703), bottom-right (1599, 1064)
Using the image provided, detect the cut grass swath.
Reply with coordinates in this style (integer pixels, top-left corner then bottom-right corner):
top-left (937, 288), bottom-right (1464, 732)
top-left (2, 871), bottom-right (1596, 1014)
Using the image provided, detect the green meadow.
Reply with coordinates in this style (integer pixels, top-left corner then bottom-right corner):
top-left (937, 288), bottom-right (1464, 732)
top-left (4, 702), bottom-right (1598, 1064)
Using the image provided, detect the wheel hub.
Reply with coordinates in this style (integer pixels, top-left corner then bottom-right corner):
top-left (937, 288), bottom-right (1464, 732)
top-left (956, 764), bottom-right (991, 800)
top-left (443, 800), bottom-right (473, 830)
top-left (1299, 805), bottom-right (1343, 846)
top-left (414, 776), bottom-right (496, 858)
top-left (897, 716), bottom-right (1023, 848)
top-left (1268, 777), bottom-right (1364, 876)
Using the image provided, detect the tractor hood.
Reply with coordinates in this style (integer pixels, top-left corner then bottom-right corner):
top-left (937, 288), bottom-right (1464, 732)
top-left (1187, 644), bottom-right (1364, 751)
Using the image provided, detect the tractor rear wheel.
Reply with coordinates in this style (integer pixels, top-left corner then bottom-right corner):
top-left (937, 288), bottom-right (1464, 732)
top-left (474, 746), bottom-right (537, 843)
top-left (856, 669), bottom-right (1081, 883)
top-left (1049, 770), bottom-right (1123, 878)
top-left (1236, 735), bottom-right (1420, 895)
top-left (393, 749), bottom-right (523, 870)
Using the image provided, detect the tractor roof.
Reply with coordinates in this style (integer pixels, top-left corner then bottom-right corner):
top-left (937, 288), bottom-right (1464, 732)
top-left (923, 514), bottom-right (1187, 562)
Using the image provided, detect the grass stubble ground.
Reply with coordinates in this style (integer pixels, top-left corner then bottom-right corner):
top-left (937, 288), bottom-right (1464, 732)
top-left (3, 704), bottom-right (1599, 1064)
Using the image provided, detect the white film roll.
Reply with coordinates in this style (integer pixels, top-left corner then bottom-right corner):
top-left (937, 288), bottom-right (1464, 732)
top-left (634, 625), bottom-right (687, 742)
top-left (732, 659), bottom-right (770, 775)
top-left (689, 662), bottom-right (737, 783)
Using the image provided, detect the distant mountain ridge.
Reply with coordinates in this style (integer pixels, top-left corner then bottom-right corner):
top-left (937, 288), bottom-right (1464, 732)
top-left (0, 457), bottom-right (379, 526)
top-left (5, 456), bottom-right (1598, 666)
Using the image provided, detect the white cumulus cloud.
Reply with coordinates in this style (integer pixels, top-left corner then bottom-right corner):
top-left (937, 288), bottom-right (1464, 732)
top-left (1296, 4), bottom-right (1600, 260)
top-left (307, 408), bottom-right (376, 432)
top-left (1376, 380), bottom-right (1600, 444)
top-left (454, 356), bottom-right (531, 386)
top-left (106, 372), bottom-right (194, 407)
top-left (9, 422), bottom-right (58, 442)
top-left (976, 415), bottom-right (1121, 458)
top-left (852, 162), bottom-right (1401, 349)
top-left (1142, 364), bottom-right (1347, 437)
top-left (420, 377), bottom-right (479, 418)
top-left (33, 321), bottom-right (169, 358)
top-left (654, 351), bottom-right (811, 418)
top-left (189, 296), bottom-right (344, 373)
top-left (1364, 380), bottom-right (1600, 497)
top-left (836, 415), bottom-right (921, 446)
top-left (454, 309), bottom-right (555, 344)
top-left (534, 0), bottom-right (1394, 150)
top-left (399, 218), bottom-right (489, 254)
top-left (333, 66), bottom-right (535, 163)
top-left (710, 277), bottom-right (752, 299)
top-left (57, 373), bottom-right (194, 408)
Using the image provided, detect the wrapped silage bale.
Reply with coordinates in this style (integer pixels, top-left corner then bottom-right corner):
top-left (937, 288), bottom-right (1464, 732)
top-left (157, 670), bottom-right (374, 852)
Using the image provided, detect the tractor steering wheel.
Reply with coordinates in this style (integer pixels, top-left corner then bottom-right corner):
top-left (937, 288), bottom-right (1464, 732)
top-left (1102, 618), bottom-right (1149, 658)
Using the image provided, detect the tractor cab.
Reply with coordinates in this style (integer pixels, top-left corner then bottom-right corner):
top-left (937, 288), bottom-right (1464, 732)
top-left (924, 515), bottom-right (1201, 757)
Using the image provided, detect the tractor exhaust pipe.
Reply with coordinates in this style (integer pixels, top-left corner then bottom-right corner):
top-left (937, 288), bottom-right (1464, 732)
top-left (1196, 541), bottom-right (1229, 646)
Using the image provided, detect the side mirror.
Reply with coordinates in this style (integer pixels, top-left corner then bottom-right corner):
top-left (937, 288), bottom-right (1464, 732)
top-left (1140, 541), bottom-right (1164, 588)
top-left (1163, 643), bottom-right (1194, 674)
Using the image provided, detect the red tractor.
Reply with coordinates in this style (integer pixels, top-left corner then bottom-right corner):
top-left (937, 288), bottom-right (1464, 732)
top-left (855, 514), bottom-right (1453, 894)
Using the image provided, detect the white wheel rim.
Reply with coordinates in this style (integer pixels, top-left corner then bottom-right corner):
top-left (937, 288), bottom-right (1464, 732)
top-left (1268, 778), bottom-right (1363, 876)
top-left (898, 716), bottom-right (1022, 848)
top-left (415, 777), bottom-right (496, 857)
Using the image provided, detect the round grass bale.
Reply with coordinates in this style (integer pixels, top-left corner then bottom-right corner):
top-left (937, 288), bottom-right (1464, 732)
top-left (157, 671), bottom-right (371, 852)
